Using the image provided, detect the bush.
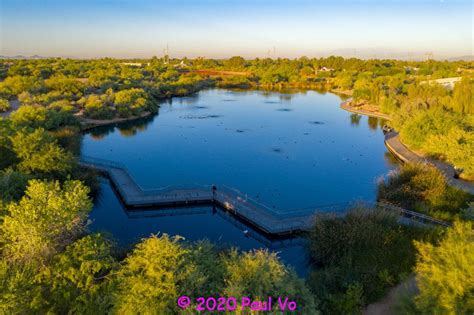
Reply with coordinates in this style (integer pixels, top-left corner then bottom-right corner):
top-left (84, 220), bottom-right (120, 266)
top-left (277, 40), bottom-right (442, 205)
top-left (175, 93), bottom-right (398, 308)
top-left (425, 127), bottom-right (474, 179)
top-left (10, 105), bottom-right (48, 129)
top-left (1, 179), bottom-right (92, 265)
top-left (10, 128), bottom-right (74, 176)
top-left (222, 249), bottom-right (317, 313)
top-left (413, 221), bottom-right (474, 314)
top-left (83, 94), bottom-right (114, 120)
top-left (111, 234), bottom-right (317, 314)
top-left (10, 105), bottom-right (76, 130)
top-left (0, 98), bottom-right (10, 112)
top-left (0, 168), bottom-right (29, 203)
top-left (32, 234), bottom-right (117, 314)
top-left (377, 163), bottom-right (473, 220)
top-left (112, 234), bottom-right (189, 314)
top-left (307, 207), bottom-right (433, 314)
top-left (114, 88), bottom-right (149, 116)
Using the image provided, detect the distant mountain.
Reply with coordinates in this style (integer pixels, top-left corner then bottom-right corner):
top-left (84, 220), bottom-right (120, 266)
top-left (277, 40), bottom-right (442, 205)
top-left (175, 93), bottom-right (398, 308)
top-left (447, 55), bottom-right (474, 61)
top-left (0, 55), bottom-right (49, 59)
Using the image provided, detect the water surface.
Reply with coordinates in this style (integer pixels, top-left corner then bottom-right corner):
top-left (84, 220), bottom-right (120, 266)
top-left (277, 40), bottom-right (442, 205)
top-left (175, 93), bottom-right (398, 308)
top-left (84, 89), bottom-right (397, 272)
top-left (83, 89), bottom-right (396, 210)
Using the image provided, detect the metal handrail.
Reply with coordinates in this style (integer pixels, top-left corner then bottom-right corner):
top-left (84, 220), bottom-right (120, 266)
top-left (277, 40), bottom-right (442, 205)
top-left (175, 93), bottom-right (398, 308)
top-left (80, 155), bottom-right (451, 229)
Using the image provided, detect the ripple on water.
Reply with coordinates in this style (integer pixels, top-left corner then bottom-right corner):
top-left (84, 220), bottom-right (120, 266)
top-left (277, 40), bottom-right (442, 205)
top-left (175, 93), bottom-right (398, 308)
top-left (180, 114), bottom-right (222, 120)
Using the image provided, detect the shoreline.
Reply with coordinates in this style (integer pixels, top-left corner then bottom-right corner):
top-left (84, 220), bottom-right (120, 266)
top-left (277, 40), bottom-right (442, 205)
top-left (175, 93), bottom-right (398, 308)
top-left (340, 101), bottom-right (474, 192)
top-left (78, 111), bottom-right (153, 131)
top-left (340, 99), bottom-right (391, 120)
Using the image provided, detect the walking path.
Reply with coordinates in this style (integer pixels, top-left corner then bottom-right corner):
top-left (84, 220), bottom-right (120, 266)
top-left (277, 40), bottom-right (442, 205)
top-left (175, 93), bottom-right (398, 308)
top-left (340, 101), bottom-right (474, 195)
top-left (384, 131), bottom-right (474, 194)
top-left (363, 276), bottom-right (417, 315)
top-left (0, 99), bottom-right (20, 118)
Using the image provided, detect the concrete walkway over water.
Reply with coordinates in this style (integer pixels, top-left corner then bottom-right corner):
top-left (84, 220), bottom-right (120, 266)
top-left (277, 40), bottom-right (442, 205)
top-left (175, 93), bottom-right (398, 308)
top-left (80, 156), bottom-right (450, 235)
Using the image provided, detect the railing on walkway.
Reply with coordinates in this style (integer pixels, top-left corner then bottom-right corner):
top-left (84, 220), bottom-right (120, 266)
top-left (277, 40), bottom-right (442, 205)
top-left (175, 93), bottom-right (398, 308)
top-left (79, 155), bottom-right (451, 233)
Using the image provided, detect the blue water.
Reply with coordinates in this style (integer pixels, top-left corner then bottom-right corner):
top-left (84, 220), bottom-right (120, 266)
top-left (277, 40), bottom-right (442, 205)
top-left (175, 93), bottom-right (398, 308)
top-left (83, 89), bottom-right (397, 272)
top-left (83, 89), bottom-right (396, 210)
top-left (90, 179), bottom-right (309, 274)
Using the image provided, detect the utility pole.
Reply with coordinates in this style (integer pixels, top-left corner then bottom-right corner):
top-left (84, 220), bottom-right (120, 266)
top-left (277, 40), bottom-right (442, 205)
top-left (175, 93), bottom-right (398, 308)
top-left (163, 44), bottom-right (170, 64)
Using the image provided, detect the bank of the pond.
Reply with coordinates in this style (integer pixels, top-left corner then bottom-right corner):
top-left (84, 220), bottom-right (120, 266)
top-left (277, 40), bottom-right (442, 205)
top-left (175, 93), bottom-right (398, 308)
top-left (340, 99), bottom-right (390, 120)
top-left (340, 100), bottom-right (474, 193)
top-left (78, 111), bottom-right (153, 131)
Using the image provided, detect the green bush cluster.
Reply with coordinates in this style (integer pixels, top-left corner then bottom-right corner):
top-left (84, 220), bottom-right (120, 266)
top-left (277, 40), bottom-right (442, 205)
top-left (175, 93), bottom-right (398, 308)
top-left (0, 98), bottom-right (10, 112)
top-left (377, 163), bottom-right (473, 220)
top-left (307, 207), bottom-right (435, 314)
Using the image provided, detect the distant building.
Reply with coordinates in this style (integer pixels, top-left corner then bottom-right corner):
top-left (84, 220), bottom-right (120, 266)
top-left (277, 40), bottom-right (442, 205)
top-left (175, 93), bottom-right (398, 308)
top-left (319, 66), bottom-right (334, 72)
top-left (404, 66), bottom-right (419, 72)
top-left (173, 60), bottom-right (189, 68)
top-left (420, 77), bottom-right (462, 90)
top-left (120, 62), bottom-right (150, 67)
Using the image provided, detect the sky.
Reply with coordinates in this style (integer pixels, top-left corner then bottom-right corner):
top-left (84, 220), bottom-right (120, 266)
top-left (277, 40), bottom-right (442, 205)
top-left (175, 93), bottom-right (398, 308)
top-left (0, 0), bottom-right (472, 59)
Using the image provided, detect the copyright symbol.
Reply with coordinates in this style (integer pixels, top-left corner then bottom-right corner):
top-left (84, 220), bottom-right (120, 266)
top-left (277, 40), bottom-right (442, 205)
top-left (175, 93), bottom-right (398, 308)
top-left (177, 295), bottom-right (191, 309)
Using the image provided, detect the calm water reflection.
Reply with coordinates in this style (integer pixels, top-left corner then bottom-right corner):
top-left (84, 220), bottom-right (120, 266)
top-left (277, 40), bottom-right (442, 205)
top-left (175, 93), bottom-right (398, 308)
top-left (84, 89), bottom-right (397, 272)
top-left (83, 89), bottom-right (396, 209)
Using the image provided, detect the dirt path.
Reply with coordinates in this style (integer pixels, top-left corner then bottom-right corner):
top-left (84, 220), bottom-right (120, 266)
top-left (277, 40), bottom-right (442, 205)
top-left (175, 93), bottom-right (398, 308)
top-left (0, 99), bottom-right (20, 118)
top-left (364, 276), bottom-right (417, 315)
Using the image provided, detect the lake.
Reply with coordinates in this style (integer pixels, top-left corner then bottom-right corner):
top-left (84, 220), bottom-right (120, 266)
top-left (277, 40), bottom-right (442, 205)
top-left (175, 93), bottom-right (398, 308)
top-left (82, 89), bottom-right (397, 272)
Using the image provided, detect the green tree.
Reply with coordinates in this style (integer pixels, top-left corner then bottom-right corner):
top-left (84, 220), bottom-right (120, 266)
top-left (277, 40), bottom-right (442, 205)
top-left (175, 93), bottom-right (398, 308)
top-left (0, 98), bottom-right (10, 112)
top-left (377, 163), bottom-right (472, 220)
top-left (0, 168), bottom-right (29, 203)
top-left (451, 78), bottom-right (473, 114)
top-left (32, 234), bottom-right (117, 314)
top-left (10, 128), bottom-right (74, 175)
top-left (425, 126), bottom-right (474, 180)
top-left (414, 221), bottom-right (474, 314)
top-left (44, 75), bottom-right (85, 95)
top-left (224, 56), bottom-right (246, 70)
top-left (0, 75), bottom-right (42, 98)
top-left (10, 105), bottom-right (48, 129)
top-left (223, 249), bottom-right (317, 313)
top-left (112, 234), bottom-right (188, 314)
top-left (1, 179), bottom-right (92, 265)
top-left (308, 207), bottom-right (430, 314)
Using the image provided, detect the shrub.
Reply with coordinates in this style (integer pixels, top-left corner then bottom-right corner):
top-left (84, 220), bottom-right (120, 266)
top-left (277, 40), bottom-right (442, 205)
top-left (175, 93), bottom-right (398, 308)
top-left (112, 234), bottom-right (188, 314)
top-left (413, 221), bottom-right (474, 314)
top-left (0, 168), bottom-right (29, 203)
top-left (307, 207), bottom-right (433, 313)
top-left (83, 95), bottom-right (114, 120)
top-left (223, 249), bottom-right (317, 313)
top-left (0, 98), bottom-right (10, 112)
top-left (114, 88), bottom-right (149, 115)
top-left (1, 179), bottom-right (92, 265)
top-left (32, 234), bottom-right (117, 314)
top-left (10, 128), bottom-right (74, 176)
top-left (377, 163), bottom-right (473, 220)
top-left (10, 105), bottom-right (48, 129)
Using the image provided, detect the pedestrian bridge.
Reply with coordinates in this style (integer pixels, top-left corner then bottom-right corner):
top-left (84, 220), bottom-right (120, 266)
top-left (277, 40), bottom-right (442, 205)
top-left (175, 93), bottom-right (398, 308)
top-left (79, 156), bottom-right (450, 236)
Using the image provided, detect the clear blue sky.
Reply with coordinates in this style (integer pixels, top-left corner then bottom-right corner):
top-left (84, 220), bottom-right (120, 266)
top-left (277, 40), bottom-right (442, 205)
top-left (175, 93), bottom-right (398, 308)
top-left (0, 0), bottom-right (472, 59)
